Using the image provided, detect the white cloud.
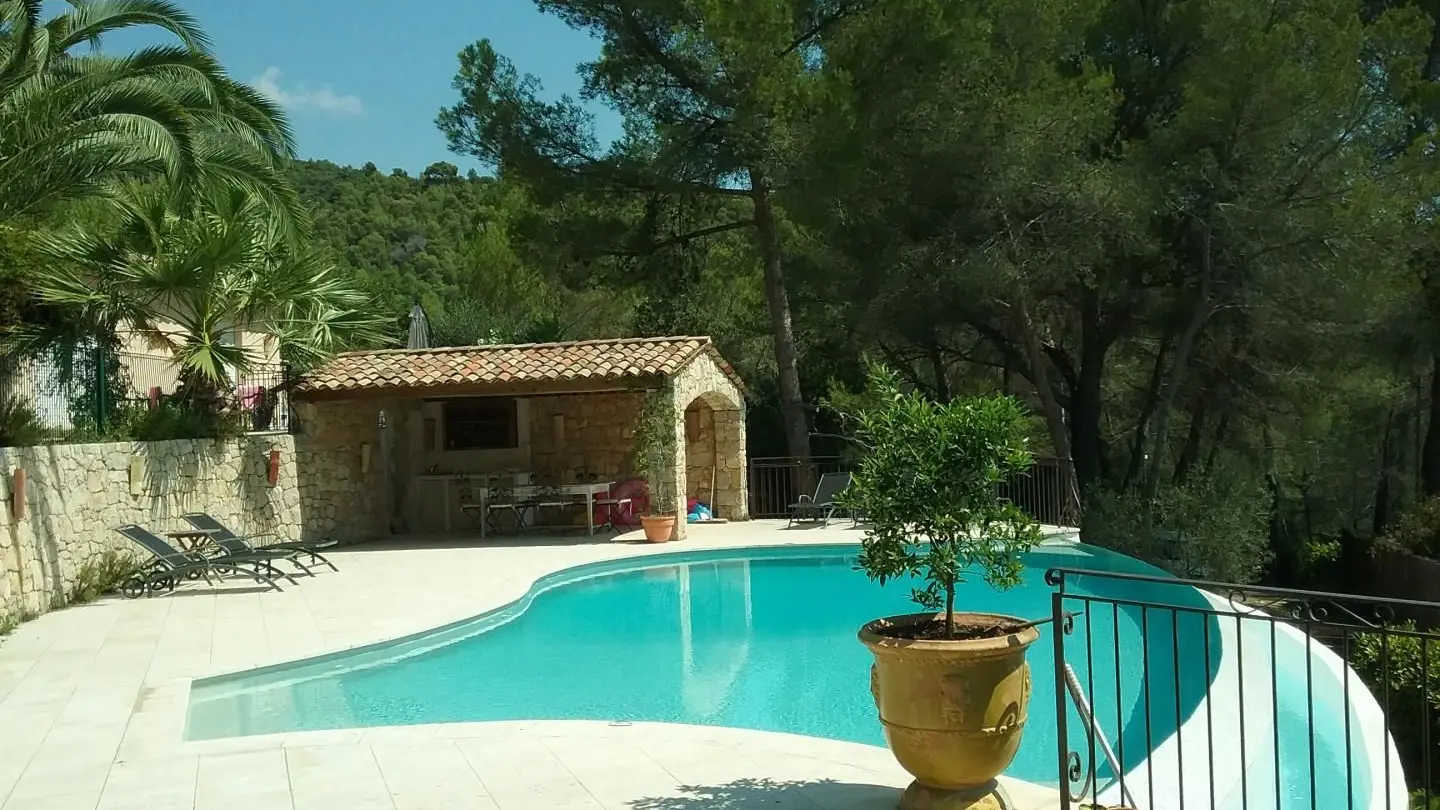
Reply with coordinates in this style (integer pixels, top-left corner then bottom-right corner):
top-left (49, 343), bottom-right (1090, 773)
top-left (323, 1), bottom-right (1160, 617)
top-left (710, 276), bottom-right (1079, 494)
top-left (251, 67), bottom-right (363, 117)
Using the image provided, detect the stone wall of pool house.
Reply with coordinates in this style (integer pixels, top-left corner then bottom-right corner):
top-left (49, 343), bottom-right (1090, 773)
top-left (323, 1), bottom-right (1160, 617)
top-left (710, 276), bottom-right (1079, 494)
top-left (528, 391), bottom-right (645, 485)
top-left (0, 408), bottom-right (382, 621)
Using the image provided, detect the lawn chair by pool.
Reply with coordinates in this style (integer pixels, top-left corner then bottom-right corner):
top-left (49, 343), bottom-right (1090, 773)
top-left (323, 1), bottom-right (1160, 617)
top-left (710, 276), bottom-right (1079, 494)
top-left (181, 513), bottom-right (338, 573)
top-left (786, 472), bottom-right (853, 528)
top-left (114, 524), bottom-right (291, 598)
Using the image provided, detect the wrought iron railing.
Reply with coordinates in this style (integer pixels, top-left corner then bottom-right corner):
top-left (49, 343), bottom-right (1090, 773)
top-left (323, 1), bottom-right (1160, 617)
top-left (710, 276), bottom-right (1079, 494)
top-left (1048, 567), bottom-right (1434, 810)
top-left (746, 454), bottom-right (1078, 527)
top-left (229, 363), bottom-right (294, 433)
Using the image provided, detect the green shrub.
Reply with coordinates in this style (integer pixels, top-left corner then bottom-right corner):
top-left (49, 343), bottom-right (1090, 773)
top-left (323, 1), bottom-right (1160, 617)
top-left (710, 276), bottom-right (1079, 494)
top-left (97, 399), bottom-right (243, 442)
top-left (65, 549), bottom-right (142, 604)
top-left (633, 388), bottom-right (678, 515)
top-left (0, 398), bottom-right (53, 446)
top-left (1082, 470), bottom-right (1272, 583)
top-left (1381, 496), bottom-right (1440, 557)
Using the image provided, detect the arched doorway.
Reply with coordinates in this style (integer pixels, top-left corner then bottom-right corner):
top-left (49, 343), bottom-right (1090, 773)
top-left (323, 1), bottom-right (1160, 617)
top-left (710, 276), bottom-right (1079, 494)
top-left (679, 389), bottom-right (746, 523)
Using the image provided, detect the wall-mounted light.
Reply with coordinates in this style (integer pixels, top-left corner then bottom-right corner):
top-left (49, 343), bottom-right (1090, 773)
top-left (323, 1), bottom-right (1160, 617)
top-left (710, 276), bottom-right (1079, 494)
top-left (129, 455), bottom-right (146, 497)
top-left (9, 467), bottom-right (25, 521)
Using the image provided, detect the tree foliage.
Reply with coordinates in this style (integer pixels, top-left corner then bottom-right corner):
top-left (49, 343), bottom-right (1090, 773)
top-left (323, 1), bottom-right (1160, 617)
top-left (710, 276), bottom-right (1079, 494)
top-left (842, 365), bottom-right (1042, 637)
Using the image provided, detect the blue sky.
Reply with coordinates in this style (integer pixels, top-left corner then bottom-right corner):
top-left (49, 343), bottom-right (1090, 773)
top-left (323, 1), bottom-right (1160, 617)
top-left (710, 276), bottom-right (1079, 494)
top-left (95, 0), bottom-right (623, 173)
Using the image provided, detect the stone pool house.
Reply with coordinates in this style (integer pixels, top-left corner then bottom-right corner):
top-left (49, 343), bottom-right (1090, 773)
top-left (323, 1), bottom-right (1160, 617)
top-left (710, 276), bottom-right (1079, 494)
top-left (0, 337), bottom-right (749, 616)
top-left (289, 336), bottom-right (750, 536)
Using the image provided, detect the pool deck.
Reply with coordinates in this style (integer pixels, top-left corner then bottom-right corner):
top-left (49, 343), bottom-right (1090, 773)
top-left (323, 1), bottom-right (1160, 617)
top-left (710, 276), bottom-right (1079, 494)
top-left (0, 520), bottom-right (1075, 810)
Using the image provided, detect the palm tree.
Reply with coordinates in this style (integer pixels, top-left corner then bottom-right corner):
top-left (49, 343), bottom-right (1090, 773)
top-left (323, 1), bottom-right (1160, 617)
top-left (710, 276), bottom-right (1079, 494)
top-left (25, 182), bottom-right (390, 405)
top-left (0, 0), bottom-right (300, 225)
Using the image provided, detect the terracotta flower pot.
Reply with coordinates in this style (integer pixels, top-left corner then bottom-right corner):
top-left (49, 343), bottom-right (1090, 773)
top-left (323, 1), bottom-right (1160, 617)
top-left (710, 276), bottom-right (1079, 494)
top-left (640, 515), bottom-right (676, 543)
top-left (858, 612), bottom-right (1039, 810)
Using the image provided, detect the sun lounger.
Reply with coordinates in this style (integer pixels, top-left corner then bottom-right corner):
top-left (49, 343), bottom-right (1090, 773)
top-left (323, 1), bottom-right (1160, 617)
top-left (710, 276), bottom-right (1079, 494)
top-left (786, 472), bottom-right (853, 528)
top-left (181, 513), bottom-right (338, 573)
top-left (114, 524), bottom-right (291, 597)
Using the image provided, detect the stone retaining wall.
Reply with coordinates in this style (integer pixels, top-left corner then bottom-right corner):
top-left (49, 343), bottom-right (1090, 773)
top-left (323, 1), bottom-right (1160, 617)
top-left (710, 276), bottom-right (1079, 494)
top-left (1, 422), bottom-right (381, 622)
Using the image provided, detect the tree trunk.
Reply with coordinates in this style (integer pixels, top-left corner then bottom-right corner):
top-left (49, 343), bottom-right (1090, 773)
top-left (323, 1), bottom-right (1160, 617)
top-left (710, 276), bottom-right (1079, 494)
top-left (1172, 392), bottom-right (1209, 485)
top-left (1122, 332), bottom-right (1174, 492)
top-left (925, 335), bottom-right (951, 402)
top-left (1015, 297), bottom-right (1073, 463)
top-left (1374, 413), bottom-right (1396, 538)
top-left (1014, 295), bottom-right (1081, 518)
top-left (1070, 291), bottom-right (1108, 495)
top-left (1204, 410), bottom-right (1231, 475)
top-left (1420, 353), bottom-right (1440, 496)
top-left (749, 168), bottom-right (810, 462)
top-left (944, 576), bottom-right (955, 638)
top-left (1141, 228), bottom-right (1214, 507)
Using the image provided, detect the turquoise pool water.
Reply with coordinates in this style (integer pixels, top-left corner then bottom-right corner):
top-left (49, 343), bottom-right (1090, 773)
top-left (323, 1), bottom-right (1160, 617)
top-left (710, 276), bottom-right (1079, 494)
top-left (186, 543), bottom-right (1379, 809)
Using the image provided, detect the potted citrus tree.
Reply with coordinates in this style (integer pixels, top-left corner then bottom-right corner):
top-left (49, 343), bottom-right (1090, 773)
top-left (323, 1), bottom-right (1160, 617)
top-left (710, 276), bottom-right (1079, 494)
top-left (841, 365), bottom-right (1043, 810)
top-left (634, 388), bottom-right (679, 542)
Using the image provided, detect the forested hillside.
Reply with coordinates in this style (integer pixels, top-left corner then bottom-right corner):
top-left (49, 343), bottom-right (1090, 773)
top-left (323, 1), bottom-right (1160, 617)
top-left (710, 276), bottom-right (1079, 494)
top-left (288, 158), bottom-right (789, 449)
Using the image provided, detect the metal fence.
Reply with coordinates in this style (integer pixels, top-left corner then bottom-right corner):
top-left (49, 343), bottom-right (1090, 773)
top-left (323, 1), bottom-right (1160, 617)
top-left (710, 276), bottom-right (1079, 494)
top-left (230, 363), bottom-right (294, 433)
top-left (1, 350), bottom-right (294, 440)
top-left (1048, 567), bottom-right (1434, 810)
top-left (747, 455), bottom-right (851, 519)
top-left (746, 454), bottom-right (1078, 527)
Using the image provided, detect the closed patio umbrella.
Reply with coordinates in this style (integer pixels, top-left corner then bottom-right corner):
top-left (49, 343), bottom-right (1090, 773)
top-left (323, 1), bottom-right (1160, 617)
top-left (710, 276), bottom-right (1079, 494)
top-left (406, 303), bottom-right (430, 349)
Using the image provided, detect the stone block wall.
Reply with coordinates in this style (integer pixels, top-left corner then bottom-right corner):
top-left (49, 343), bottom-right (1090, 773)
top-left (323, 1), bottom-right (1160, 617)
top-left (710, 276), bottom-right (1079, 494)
top-left (684, 402), bottom-right (716, 508)
top-left (0, 408), bottom-right (382, 622)
top-left (527, 392), bottom-right (644, 483)
top-left (292, 400), bottom-right (385, 541)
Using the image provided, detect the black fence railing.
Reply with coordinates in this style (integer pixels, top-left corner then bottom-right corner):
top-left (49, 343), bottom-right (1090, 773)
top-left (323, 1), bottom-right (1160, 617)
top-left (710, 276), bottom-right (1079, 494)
top-left (230, 363), bottom-right (294, 433)
top-left (1049, 567), bottom-right (1433, 810)
top-left (746, 454), bottom-right (1078, 526)
top-left (747, 455), bottom-right (850, 519)
top-left (1, 352), bottom-right (296, 441)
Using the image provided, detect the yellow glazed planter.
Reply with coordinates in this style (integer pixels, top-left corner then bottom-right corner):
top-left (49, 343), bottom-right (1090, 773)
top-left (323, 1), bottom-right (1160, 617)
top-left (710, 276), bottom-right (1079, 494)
top-left (858, 612), bottom-right (1040, 810)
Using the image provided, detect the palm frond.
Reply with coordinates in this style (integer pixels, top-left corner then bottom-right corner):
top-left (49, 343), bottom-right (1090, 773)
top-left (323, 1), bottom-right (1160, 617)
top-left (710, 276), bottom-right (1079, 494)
top-left (51, 0), bottom-right (212, 54)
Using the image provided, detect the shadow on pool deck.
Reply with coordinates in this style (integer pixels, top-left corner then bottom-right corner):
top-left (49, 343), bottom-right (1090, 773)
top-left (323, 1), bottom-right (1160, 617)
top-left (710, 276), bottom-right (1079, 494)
top-left (626, 777), bottom-right (902, 809)
top-left (327, 532), bottom-right (644, 551)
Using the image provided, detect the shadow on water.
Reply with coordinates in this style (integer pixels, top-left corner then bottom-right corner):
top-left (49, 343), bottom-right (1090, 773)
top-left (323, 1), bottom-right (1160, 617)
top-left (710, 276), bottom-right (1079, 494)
top-left (627, 777), bottom-right (902, 810)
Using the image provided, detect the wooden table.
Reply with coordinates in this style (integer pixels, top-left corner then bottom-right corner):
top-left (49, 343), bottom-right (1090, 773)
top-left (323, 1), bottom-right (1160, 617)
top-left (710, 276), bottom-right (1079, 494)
top-left (166, 528), bottom-right (216, 553)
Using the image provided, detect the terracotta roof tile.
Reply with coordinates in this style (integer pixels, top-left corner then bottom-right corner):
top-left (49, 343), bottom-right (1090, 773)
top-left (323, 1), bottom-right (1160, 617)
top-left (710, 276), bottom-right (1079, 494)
top-left (293, 336), bottom-right (745, 398)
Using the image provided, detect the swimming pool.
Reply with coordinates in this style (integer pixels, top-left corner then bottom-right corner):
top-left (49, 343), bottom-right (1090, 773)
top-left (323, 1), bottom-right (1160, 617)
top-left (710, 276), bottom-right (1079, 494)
top-left (186, 543), bottom-right (1394, 810)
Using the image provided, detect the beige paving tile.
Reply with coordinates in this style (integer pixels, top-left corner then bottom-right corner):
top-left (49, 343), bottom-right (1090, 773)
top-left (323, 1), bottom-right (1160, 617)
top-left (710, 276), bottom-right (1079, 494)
top-left (285, 745), bottom-right (392, 810)
top-left (455, 737), bottom-right (603, 809)
top-left (5, 755), bottom-right (114, 802)
top-left (0, 790), bottom-right (102, 810)
top-left (543, 737), bottom-right (681, 808)
top-left (633, 738), bottom-right (767, 786)
top-left (371, 741), bottom-right (495, 810)
top-left (194, 750), bottom-right (291, 810)
top-left (96, 755), bottom-right (199, 810)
